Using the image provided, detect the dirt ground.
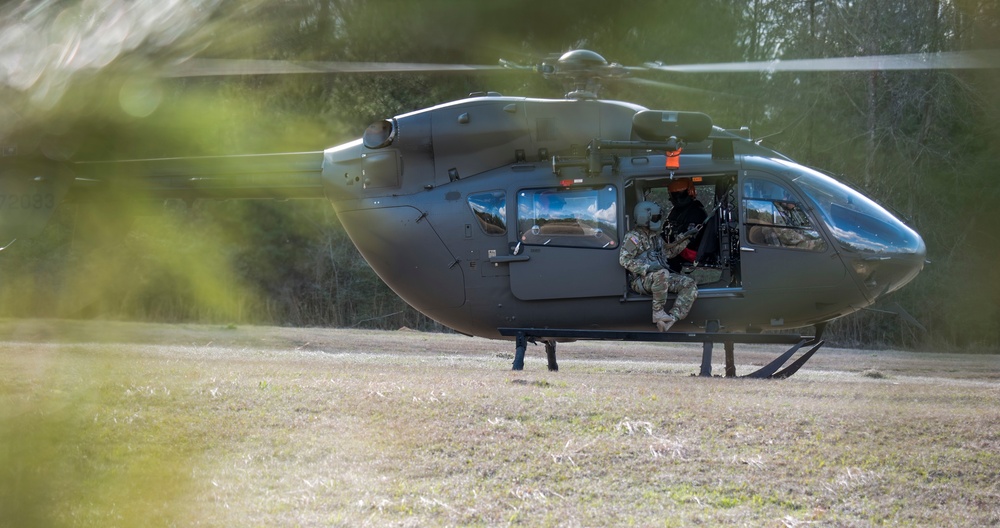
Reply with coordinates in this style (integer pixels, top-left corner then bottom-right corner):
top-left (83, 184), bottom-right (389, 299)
top-left (1, 317), bottom-right (996, 380)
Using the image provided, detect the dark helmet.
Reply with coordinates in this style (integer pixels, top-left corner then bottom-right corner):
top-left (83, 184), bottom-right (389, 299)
top-left (668, 178), bottom-right (696, 206)
top-left (634, 201), bottom-right (664, 232)
top-left (667, 178), bottom-right (695, 195)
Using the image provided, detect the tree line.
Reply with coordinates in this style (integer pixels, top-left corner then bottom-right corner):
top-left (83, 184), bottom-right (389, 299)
top-left (1, 0), bottom-right (998, 350)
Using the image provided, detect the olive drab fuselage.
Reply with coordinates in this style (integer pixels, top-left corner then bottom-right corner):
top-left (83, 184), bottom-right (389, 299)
top-left (320, 93), bottom-right (926, 339)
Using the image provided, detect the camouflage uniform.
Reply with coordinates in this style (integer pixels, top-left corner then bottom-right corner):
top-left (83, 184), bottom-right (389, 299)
top-left (619, 226), bottom-right (698, 320)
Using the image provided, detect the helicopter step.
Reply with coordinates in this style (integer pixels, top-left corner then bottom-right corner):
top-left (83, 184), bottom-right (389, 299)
top-left (498, 327), bottom-right (825, 379)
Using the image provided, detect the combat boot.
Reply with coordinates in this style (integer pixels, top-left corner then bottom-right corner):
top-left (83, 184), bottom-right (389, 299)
top-left (652, 310), bottom-right (676, 332)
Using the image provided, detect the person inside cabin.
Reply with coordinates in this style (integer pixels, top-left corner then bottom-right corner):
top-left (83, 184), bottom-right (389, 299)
top-left (743, 179), bottom-right (826, 252)
top-left (620, 201), bottom-right (699, 332)
top-left (664, 178), bottom-right (708, 270)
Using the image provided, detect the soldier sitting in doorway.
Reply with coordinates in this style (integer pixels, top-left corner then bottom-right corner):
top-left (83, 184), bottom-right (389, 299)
top-left (620, 201), bottom-right (700, 332)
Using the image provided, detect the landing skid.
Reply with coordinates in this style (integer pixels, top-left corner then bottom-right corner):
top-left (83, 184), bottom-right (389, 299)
top-left (497, 325), bottom-right (825, 379)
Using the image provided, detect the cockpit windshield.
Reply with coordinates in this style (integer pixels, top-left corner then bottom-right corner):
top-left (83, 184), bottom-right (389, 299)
top-left (781, 161), bottom-right (924, 255)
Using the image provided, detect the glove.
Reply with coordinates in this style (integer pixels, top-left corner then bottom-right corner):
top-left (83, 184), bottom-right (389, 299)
top-left (646, 263), bottom-right (664, 273)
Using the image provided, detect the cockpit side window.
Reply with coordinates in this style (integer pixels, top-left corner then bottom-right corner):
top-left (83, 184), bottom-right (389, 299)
top-left (516, 186), bottom-right (618, 249)
top-left (467, 191), bottom-right (506, 235)
top-left (743, 178), bottom-right (827, 252)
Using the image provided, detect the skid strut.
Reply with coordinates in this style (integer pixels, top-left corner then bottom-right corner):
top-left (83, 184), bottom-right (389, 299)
top-left (512, 333), bottom-right (559, 372)
top-left (500, 326), bottom-right (825, 379)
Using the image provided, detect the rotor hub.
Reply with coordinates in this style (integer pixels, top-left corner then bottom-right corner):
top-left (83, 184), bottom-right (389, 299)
top-left (535, 49), bottom-right (626, 99)
top-left (556, 49), bottom-right (609, 71)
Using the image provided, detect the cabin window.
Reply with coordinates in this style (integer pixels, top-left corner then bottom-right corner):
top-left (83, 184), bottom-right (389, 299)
top-left (467, 191), bottom-right (507, 235)
top-left (516, 186), bottom-right (618, 249)
top-left (743, 179), bottom-right (827, 252)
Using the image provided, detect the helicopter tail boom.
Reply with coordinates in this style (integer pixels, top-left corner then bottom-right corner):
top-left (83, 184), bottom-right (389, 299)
top-left (1, 151), bottom-right (327, 243)
top-left (69, 151), bottom-right (327, 202)
top-left (0, 156), bottom-right (75, 242)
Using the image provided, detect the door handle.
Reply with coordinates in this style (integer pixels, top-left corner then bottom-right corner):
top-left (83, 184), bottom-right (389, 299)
top-left (489, 255), bottom-right (530, 263)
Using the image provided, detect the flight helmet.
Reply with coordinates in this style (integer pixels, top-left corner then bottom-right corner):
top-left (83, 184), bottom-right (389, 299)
top-left (634, 201), bottom-right (664, 232)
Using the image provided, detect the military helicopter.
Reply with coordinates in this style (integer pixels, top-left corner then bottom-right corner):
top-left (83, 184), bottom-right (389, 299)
top-left (6, 49), bottom-right (995, 377)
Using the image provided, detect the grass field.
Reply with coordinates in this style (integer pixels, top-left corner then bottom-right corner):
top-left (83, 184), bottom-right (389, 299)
top-left (2, 319), bottom-right (998, 527)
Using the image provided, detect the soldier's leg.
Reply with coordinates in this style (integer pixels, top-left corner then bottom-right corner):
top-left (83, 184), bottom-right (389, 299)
top-left (666, 274), bottom-right (698, 320)
top-left (643, 270), bottom-right (669, 313)
top-left (646, 270), bottom-right (675, 331)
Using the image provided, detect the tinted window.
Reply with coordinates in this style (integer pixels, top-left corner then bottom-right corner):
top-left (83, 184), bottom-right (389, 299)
top-left (467, 191), bottom-right (506, 235)
top-left (517, 186), bottom-right (617, 249)
top-left (743, 179), bottom-right (827, 252)
top-left (784, 162), bottom-right (925, 254)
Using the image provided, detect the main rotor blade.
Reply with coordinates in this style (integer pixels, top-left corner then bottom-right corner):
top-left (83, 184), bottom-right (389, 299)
top-left (163, 58), bottom-right (507, 77)
top-left (619, 77), bottom-right (738, 98)
top-left (646, 50), bottom-right (1000, 73)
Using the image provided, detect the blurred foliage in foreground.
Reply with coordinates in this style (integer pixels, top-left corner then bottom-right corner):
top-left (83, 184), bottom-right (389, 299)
top-left (1, 0), bottom-right (999, 349)
top-left (0, 350), bottom-right (198, 527)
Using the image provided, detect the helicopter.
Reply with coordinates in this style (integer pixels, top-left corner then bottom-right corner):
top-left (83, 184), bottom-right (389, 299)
top-left (6, 48), bottom-right (994, 377)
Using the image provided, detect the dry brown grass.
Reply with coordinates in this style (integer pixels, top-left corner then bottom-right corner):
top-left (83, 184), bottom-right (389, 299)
top-left (2, 318), bottom-right (999, 527)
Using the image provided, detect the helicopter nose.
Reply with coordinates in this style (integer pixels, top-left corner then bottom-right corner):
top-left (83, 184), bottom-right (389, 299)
top-left (778, 160), bottom-right (929, 304)
top-left (846, 234), bottom-right (927, 301)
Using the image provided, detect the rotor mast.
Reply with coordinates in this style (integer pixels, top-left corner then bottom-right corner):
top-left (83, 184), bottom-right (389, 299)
top-left (520, 49), bottom-right (632, 99)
